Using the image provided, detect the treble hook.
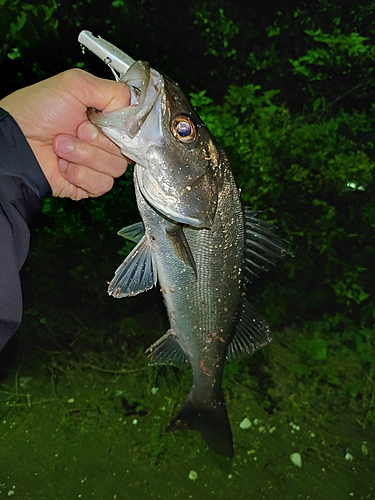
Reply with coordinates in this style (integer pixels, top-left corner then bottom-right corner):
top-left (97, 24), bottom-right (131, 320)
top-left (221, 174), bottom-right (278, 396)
top-left (104, 56), bottom-right (121, 81)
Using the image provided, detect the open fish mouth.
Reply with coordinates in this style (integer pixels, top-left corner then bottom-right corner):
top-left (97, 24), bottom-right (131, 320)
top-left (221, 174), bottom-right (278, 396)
top-left (86, 58), bottom-right (164, 158)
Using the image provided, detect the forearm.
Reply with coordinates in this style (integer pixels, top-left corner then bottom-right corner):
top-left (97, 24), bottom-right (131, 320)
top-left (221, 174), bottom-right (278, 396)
top-left (0, 108), bottom-right (51, 198)
top-left (0, 108), bottom-right (51, 351)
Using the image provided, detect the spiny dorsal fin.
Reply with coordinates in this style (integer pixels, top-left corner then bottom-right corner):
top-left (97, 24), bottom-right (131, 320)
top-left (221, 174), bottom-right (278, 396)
top-left (226, 299), bottom-right (272, 361)
top-left (146, 330), bottom-right (189, 368)
top-left (244, 207), bottom-right (287, 280)
top-left (118, 221), bottom-right (145, 243)
top-left (108, 234), bottom-right (157, 297)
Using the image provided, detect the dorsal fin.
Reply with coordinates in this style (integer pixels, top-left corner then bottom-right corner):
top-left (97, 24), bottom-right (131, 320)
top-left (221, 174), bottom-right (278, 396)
top-left (243, 207), bottom-right (287, 280)
top-left (226, 299), bottom-right (272, 361)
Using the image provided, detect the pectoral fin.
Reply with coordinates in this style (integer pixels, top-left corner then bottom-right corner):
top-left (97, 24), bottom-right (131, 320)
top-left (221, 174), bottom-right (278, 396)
top-left (108, 234), bottom-right (157, 297)
top-left (166, 224), bottom-right (197, 277)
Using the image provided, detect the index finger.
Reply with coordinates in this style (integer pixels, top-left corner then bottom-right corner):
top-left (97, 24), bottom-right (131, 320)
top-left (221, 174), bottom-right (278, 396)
top-left (77, 121), bottom-right (123, 156)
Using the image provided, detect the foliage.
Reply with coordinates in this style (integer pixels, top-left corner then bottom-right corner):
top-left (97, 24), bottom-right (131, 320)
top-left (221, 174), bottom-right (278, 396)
top-left (0, 0), bottom-right (59, 51)
top-left (0, 0), bottom-right (59, 81)
top-left (1, 0), bottom-right (374, 393)
top-left (266, 319), bottom-right (375, 423)
top-left (191, 60), bottom-right (375, 325)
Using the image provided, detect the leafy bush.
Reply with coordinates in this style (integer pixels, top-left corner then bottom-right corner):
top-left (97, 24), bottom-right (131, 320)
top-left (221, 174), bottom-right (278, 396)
top-left (1, 0), bottom-right (374, 357)
top-left (190, 30), bottom-right (375, 326)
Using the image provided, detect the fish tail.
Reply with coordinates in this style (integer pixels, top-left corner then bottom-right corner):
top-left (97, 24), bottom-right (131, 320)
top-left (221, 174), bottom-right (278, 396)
top-left (166, 390), bottom-right (234, 458)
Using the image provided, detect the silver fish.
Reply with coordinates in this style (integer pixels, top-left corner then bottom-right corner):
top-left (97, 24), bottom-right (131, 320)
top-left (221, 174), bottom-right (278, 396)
top-left (79, 32), bottom-right (286, 457)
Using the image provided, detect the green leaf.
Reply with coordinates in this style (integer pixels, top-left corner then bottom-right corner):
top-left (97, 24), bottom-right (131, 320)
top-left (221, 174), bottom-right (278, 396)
top-left (7, 46), bottom-right (21, 59)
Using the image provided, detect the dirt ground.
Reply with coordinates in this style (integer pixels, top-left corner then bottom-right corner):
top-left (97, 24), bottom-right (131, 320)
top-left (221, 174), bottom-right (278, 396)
top-left (0, 336), bottom-right (374, 500)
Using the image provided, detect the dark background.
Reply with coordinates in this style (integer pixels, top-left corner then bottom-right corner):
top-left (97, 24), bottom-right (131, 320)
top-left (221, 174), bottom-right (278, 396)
top-left (1, 1), bottom-right (374, 391)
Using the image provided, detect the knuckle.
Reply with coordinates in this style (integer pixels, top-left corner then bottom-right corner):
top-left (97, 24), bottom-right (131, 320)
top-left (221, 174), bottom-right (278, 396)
top-left (97, 175), bottom-right (114, 196)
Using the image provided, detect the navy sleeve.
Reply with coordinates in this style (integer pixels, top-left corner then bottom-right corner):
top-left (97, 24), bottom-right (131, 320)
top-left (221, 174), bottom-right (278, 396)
top-left (0, 108), bottom-right (52, 352)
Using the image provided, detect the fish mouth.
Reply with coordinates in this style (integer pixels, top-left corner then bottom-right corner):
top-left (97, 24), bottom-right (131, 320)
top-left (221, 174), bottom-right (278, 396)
top-left (135, 165), bottom-right (216, 228)
top-left (87, 101), bottom-right (165, 169)
top-left (86, 60), bottom-right (166, 169)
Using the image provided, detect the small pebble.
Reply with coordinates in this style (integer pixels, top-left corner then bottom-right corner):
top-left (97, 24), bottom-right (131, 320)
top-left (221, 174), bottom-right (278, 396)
top-left (361, 442), bottom-right (368, 456)
top-left (188, 470), bottom-right (198, 481)
top-left (289, 421), bottom-right (300, 431)
top-left (290, 452), bottom-right (302, 468)
top-left (239, 418), bottom-right (252, 430)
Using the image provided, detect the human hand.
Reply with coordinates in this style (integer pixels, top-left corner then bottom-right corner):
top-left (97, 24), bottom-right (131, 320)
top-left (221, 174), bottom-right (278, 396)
top-left (0, 68), bottom-right (130, 200)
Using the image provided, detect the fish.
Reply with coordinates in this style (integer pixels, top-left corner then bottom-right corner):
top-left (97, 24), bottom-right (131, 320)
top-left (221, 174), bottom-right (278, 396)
top-left (79, 31), bottom-right (287, 458)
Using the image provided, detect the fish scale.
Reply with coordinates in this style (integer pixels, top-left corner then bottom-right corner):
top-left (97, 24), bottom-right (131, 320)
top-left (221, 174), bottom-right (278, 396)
top-left (133, 156), bottom-right (245, 457)
top-left (182, 176), bottom-right (243, 346)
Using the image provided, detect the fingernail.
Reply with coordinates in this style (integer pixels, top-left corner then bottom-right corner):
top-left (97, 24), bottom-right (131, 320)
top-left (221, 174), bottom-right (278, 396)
top-left (79, 122), bottom-right (99, 142)
top-left (58, 159), bottom-right (68, 173)
top-left (56, 136), bottom-right (74, 154)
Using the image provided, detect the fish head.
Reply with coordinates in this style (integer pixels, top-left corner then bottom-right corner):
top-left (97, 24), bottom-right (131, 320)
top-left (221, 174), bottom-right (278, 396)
top-left (88, 61), bottom-right (221, 228)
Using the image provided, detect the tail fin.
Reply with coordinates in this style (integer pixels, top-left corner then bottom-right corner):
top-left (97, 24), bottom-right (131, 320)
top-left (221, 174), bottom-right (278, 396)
top-left (166, 391), bottom-right (234, 458)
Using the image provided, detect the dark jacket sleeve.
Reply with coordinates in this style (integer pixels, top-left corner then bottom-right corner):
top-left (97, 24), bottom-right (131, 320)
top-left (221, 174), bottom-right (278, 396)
top-left (0, 108), bottom-right (52, 352)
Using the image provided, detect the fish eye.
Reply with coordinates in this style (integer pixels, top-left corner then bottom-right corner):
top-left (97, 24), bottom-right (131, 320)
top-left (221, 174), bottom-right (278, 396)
top-left (171, 115), bottom-right (197, 143)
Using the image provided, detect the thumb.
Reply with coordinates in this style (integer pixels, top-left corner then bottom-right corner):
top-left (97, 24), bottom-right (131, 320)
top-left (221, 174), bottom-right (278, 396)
top-left (67, 68), bottom-right (131, 113)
